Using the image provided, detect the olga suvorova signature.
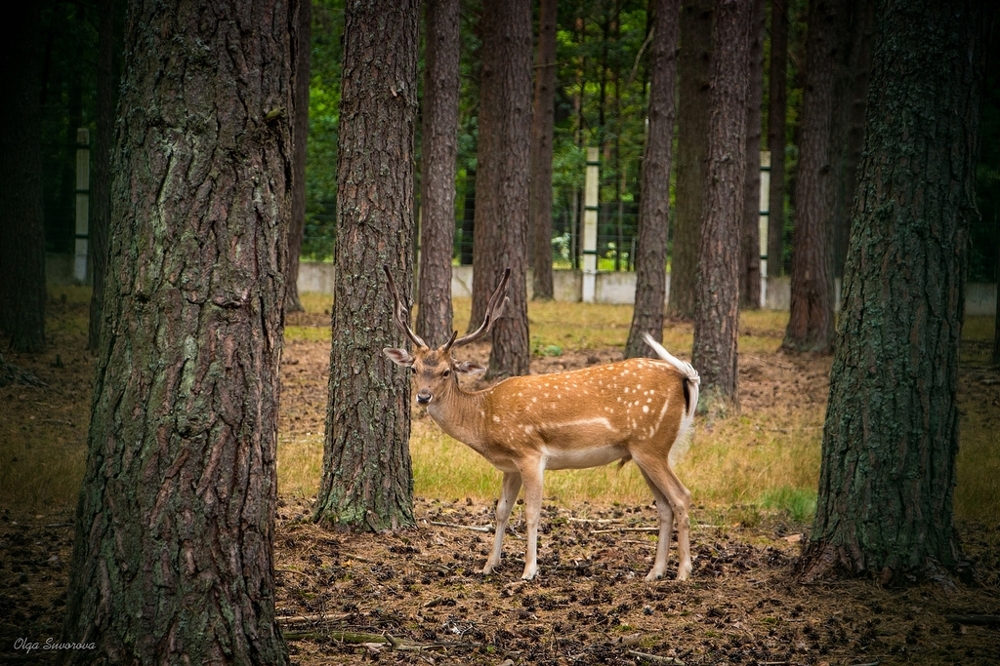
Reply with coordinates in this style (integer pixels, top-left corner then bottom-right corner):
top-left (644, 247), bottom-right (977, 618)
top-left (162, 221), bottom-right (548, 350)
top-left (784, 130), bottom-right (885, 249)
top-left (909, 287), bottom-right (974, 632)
top-left (13, 637), bottom-right (96, 654)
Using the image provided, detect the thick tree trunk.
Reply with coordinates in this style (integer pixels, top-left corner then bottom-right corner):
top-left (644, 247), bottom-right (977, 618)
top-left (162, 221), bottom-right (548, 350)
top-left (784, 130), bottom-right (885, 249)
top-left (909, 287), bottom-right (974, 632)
top-left (625, 0), bottom-right (679, 359)
top-left (781, 0), bottom-right (847, 354)
top-left (691, 0), bottom-right (752, 407)
top-left (416, 0), bottom-right (460, 348)
top-left (739, 0), bottom-right (765, 310)
top-left (88, 0), bottom-right (116, 352)
top-left (529, 0), bottom-right (558, 301)
top-left (668, 0), bottom-right (712, 320)
top-left (0, 4), bottom-right (46, 353)
top-left (766, 0), bottom-right (789, 279)
top-left (314, 0), bottom-right (418, 531)
top-left (799, 0), bottom-right (990, 584)
top-left (61, 1), bottom-right (294, 662)
top-left (473, 0), bottom-right (533, 380)
top-left (285, 0), bottom-right (311, 314)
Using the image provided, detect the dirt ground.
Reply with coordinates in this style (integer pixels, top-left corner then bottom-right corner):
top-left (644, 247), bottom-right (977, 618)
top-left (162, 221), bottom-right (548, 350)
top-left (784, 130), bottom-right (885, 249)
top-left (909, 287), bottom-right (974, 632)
top-left (1, 301), bottom-right (998, 665)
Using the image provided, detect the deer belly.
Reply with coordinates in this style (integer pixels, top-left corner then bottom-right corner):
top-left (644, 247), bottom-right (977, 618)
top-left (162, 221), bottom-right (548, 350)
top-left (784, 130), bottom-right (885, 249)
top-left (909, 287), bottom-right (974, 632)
top-left (541, 444), bottom-right (627, 470)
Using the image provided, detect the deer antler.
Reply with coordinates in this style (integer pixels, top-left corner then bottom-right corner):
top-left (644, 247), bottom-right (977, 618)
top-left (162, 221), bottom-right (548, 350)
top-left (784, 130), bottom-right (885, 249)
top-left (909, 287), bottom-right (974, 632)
top-left (383, 265), bottom-right (428, 349)
top-left (447, 268), bottom-right (511, 350)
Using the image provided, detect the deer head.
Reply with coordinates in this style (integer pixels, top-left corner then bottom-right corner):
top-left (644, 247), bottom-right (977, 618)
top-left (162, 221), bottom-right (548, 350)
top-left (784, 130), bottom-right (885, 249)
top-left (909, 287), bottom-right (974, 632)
top-left (382, 266), bottom-right (510, 406)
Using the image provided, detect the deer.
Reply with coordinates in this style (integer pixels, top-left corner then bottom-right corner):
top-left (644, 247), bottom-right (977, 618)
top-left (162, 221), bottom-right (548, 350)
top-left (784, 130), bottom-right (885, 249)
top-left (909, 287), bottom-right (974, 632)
top-left (383, 267), bottom-right (700, 581)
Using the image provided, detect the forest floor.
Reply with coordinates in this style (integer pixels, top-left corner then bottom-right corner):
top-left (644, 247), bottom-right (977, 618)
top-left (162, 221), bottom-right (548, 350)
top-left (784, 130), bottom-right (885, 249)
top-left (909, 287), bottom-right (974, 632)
top-left (1, 296), bottom-right (999, 665)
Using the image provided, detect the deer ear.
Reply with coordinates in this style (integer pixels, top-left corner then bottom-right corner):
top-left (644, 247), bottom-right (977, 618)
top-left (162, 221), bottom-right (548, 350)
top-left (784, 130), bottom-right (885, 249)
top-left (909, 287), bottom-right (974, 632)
top-left (383, 348), bottom-right (415, 367)
top-left (454, 361), bottom-right (486, 376)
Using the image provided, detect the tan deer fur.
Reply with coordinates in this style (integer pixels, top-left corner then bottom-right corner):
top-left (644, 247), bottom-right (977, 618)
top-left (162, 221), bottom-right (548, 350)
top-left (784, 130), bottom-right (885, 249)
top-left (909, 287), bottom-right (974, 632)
top-left (383, 268), bottom-right (699, 581)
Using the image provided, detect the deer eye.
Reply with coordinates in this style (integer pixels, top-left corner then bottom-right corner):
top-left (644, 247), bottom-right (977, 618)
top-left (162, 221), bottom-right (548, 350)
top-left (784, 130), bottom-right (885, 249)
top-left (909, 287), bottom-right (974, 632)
top-left (443, 369), bottom-right (451, 378)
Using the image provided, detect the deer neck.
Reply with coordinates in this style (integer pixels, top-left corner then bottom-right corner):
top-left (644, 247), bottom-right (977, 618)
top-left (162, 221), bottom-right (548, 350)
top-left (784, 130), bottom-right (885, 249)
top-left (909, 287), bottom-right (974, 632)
top-left (426, 383), bottom-right (490, 451)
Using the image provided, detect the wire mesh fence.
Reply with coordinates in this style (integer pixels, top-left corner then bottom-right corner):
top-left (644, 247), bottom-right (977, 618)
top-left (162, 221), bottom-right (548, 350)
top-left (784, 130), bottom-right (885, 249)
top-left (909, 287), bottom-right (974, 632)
top-left (303, 199), bottom-right (644, 271)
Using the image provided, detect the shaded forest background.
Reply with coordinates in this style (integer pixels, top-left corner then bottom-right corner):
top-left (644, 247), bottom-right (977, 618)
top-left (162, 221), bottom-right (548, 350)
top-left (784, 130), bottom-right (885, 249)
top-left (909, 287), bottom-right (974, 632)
top-left (28, 0), bottom-right (1000, 282)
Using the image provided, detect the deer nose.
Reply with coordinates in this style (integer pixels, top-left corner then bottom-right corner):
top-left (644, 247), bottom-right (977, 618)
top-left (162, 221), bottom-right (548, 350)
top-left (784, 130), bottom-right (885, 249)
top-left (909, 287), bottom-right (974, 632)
top-left (416, 390), bottom-right (432, 405)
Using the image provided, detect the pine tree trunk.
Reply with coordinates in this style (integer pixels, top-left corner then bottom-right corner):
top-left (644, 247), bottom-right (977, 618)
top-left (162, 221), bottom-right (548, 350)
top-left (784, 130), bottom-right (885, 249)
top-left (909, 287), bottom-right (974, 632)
top-left (0, 3), bottom-right (46, 353)
top-left (87, 0), bottom-right (115, 352)
top-left (668, 0), bottom-right (712, 320)
top-left (314, 0), bottom-right (418, 532)
top-left (766, 0), bottom-right (789, 279)
top-left (781, 0), bottom-right (847, 354)
top-left (473, 0), bottom-right (533, 380)
top-left (625, 0), bottom-right (679, 359)
top-left (286, 0), bottom-right (311, 315)
top-left (529, 0), bottom-right (558, 301)
top-left (739, 0), bottom-right (765, 310)
top-left (799, 0), bottom-right (990, 584)
top-left (416, 0), bottom-right (460, 348)
top-left (61, 1), bottom-right (293, 661)
top-left (691, 0), bottom-right (752, 407)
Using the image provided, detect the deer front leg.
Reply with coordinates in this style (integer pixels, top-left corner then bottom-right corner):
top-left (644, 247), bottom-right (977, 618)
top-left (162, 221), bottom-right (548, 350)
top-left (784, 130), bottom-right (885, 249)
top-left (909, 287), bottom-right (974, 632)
top-left (483, 471), bottom-right (522, 575)
top-left (519, 462), bottom-right (545, 580)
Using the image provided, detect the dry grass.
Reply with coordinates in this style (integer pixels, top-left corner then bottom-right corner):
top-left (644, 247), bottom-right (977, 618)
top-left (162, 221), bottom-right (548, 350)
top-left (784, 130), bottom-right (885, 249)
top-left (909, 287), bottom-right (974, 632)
top-left (0, 286), bottom-right (93, 514)
top-left (4, 287), bottom-right (997, 533)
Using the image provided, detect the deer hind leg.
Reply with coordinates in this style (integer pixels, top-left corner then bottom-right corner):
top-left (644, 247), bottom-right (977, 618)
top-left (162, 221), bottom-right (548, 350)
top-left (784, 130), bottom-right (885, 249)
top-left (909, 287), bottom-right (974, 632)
top-left (637, 466), bottom-right (675, 581)
top-left (633, 454), bottom-right (692, 581)
top-left (484, 471), bottom-right (522, 575)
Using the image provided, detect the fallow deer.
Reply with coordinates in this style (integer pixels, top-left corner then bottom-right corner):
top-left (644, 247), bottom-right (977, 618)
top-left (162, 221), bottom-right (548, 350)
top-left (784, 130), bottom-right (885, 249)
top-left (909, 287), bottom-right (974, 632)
top-left (383, 267), bottom-right (700, 581)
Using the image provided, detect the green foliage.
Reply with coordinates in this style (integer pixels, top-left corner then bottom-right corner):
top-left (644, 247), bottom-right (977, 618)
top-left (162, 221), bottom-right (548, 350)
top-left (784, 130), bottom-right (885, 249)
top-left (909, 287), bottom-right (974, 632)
top-left (303, 0), bottom-right (345, 260)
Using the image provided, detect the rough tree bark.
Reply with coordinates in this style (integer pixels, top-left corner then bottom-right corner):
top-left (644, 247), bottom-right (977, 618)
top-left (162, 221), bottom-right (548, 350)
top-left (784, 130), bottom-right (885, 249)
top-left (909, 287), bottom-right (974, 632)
top-left (416, 0), bottom-right (460, 348)
top-left (472, 0), bottom-right (533, 380)
top-left (529, 0), bottom-right (558, 301)
top-left (781, 0), bottom-right (848, 354)
top-left (285, 0), bottom-right (311, 314)
top-left (799, 0), bottom-right (990, 584)
top-left (668, 0), bottom-right (712, 319)
top-left (739, 0), bottom-right (765, 310)
top-left (766, 0), bottom-right (789, 279)
top-left (625, 0), bottom-right (680, 359)
top-left (0, 3), bottom-right (46, 353)
top-left (313, 0), bottom-right (419, 531)
top-left (61, 1), bottom-right (294, 662)
top-left (691, 0), bottom-right (752, 407)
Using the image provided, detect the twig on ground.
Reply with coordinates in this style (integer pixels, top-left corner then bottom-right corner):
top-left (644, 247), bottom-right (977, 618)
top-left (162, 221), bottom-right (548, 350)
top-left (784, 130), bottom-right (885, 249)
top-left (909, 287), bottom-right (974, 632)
top-left (413, 560), bottom-right (452, 575)
top-left (429, 520), bottom-right (492, 533)
top-left (277, 612), bottom-right (350, 625)
top-left (282, 627), bottom-right (482, 654)
top-left (627, 650), bottom-right (684, 664)
top-left (592, 527), bottom-right (658, 534)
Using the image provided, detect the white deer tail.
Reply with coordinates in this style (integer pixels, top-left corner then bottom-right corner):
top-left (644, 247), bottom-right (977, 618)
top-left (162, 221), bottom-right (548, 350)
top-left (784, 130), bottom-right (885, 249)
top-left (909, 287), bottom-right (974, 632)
top-left (642, 333), bottom-right (700, 465)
